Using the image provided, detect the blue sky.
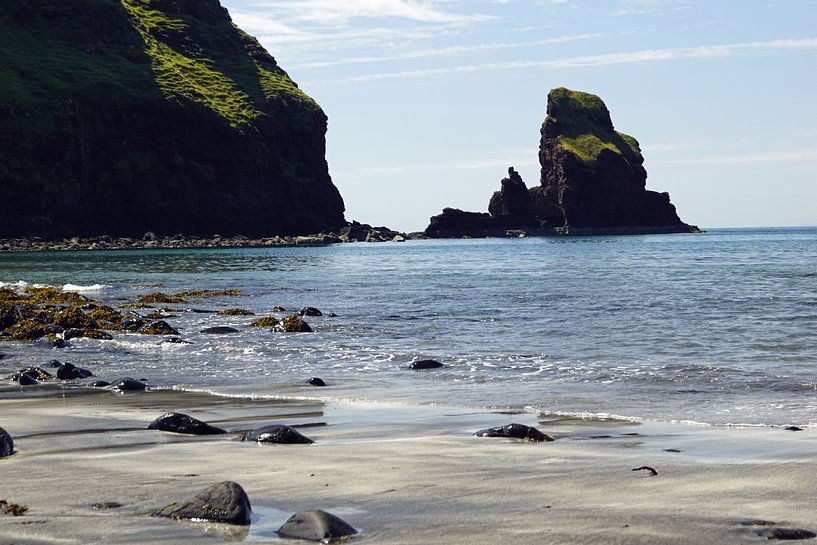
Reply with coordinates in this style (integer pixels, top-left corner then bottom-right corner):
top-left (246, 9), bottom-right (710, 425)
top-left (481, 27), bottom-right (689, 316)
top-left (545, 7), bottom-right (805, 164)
top-left (221, 0), bottom-right (817, 231)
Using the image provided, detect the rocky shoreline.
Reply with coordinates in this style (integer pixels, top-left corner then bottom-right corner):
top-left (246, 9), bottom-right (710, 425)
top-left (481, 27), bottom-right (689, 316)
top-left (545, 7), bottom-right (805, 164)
top-left (0, 221), bottom-right (407, 253)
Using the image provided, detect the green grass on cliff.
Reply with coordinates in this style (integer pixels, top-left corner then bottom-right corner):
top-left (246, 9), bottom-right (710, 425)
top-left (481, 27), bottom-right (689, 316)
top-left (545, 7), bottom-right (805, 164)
top-left (0, 0), bottom-right (320, 131)
top-left (121, 0), bottom-right (262, 128)
top-left (548, 87), bottom-right (642, 166)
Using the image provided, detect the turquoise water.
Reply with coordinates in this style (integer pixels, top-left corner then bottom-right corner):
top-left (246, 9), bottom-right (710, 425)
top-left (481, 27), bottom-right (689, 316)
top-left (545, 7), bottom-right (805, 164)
top-left (1, 227), bottom-right (816, 426)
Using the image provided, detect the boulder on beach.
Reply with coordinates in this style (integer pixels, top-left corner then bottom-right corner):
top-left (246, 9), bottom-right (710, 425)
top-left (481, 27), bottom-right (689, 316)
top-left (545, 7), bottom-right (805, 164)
top-left (306, 377), bottom-right (327, 387)
top-left (111, 377), bottom-right (147, 392)
top-left (200, 326), bottom-right (239, 335)
top-left (409, 359), bottom-right (444, 370)
top-left (474, 423), bottom-right (553, 442)
top-left (148, 412), bottom-right (227, 435)
top-left (275, 315), bottom-right (312, 333)
top-left (0, 427), bottom-right (14, 457)
top-left (242, 424), bottom-right (314, 444)
top-left (156, 481), bottom-right (252, 526)
top-left (54, 362), bottom-right (94, 380)
top-left (278, 510), bottom-right (357, 542)
top-left (138, 320), bottom-right (180, 336)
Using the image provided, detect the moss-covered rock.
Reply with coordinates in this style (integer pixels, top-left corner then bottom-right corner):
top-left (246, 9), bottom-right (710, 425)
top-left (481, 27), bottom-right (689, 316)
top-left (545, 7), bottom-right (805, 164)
top-left (53, 306), bottom-right (96, 329)
top-left (218, 308), bottom-right (254, 316)
top-left (177, 289), bottom-right (242, 298)
top-left (0, 0), bottom-right (346, 239)
top-left (136, 292), bottom-right (185, 305)
top-left (4, 320), bottom-right (49, 341)
top-left (88, 305), bottom-right (124, 329)
top-left (275, 315), bottom-right (312, 333)
top-left (248, 316), bottom-right (279, 328)
top-left (138, 320), bottom-right (180, 335)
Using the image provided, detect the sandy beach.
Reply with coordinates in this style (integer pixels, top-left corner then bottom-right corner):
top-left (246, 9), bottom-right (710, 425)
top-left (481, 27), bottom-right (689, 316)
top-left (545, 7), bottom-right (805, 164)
top-left (2, 386), bottom-right (816, 544)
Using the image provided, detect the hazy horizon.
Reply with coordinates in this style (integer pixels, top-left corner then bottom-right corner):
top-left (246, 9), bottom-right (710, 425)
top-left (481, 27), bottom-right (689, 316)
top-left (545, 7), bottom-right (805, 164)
top-left (222, 0), bottom-right (817, 233)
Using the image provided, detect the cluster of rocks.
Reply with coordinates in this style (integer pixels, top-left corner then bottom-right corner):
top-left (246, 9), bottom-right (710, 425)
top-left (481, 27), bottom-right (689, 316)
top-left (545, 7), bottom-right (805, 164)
top-left (156, 481), bottom-right (357, 541)
top-left (0, 221), bottom-right (406, 253)
top-left (0, 286), bottom-right (327, 347)
top-left (425, 88), bottom-right (700, 238)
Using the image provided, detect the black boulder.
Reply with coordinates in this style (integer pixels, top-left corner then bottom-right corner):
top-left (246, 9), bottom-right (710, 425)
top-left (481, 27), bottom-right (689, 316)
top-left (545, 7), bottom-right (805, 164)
top-left (111, 377), bottom-right (147, 392)
top-left (306, 377), bottom-right (327, 387)
top-left (299, 307), bottom-right (323, 317)
top-left (0, 427), bottom-right (13, 457)
top-left (409, 359), bottom-right (444, 370)
top-left (474, 423), bottom-right (553, 442)
top-left (156, 481), bottom-right (252, 525)
top-left (278, 510), bottom-right (357, 542)
top-left (200, 326), bottom-right (239, 334)
top-left (242, 425), bottom-right (313, 444)
top-left (148, 412), bottom-right (227, 435)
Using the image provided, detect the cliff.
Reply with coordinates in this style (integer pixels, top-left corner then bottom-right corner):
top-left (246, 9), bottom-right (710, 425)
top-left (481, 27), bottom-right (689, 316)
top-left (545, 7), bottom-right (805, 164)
top-left (0, 0), bottom-right (346, 238)
top-left (425, 88), bottom-right (698, 238)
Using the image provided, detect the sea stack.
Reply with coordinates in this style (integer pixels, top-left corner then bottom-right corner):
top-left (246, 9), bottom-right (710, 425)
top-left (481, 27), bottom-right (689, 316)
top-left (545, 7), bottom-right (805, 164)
top-left (425, 87), bottom-right (698, 237)
top-left (0, 0), bottom-right (346, 239)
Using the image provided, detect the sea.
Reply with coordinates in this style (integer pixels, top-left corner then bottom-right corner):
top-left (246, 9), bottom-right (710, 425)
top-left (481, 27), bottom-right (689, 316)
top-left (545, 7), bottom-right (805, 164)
top-left (1, 227), bottom-right (816, 428)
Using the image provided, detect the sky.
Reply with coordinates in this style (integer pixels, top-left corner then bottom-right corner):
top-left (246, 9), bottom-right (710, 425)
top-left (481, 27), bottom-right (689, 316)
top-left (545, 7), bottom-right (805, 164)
top-left (221, 0), bottom-right (817, 232)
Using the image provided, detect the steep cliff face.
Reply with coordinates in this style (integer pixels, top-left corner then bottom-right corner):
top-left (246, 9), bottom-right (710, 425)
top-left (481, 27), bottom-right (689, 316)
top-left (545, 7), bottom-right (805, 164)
top-left (534, 87), bottom-right (692, 234)
top-left (0, 0), bottom-right (346, 238)
top-left (424, 88), bottom-right (697, 237)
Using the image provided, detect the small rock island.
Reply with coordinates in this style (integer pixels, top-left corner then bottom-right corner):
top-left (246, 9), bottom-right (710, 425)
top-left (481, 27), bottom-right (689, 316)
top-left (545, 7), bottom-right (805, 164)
top-left (425, 87), bottom-right (699, 237)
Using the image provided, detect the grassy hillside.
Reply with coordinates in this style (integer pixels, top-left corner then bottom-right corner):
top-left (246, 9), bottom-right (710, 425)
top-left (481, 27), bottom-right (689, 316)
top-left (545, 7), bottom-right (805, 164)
top-left (0, 0), bottom-right (345, 238)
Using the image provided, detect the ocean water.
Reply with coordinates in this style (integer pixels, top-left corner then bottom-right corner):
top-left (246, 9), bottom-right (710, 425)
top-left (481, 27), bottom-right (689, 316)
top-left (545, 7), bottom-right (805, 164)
top-left (1, 227), bottom-right (816, 427)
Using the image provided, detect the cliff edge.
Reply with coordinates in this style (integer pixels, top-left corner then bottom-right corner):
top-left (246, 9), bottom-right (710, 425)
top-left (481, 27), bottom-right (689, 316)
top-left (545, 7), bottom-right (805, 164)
top-left (0, 0), bottom-right (346, 238)
top-left (425, 88), bottom-right (698, 237)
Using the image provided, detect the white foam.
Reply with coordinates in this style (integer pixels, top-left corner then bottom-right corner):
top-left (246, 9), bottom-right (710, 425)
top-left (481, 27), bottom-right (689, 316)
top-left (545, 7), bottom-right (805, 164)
top-left (61, 283), bottom-right (111, 292)
top-left (0, 280), bottom-right (47, 291)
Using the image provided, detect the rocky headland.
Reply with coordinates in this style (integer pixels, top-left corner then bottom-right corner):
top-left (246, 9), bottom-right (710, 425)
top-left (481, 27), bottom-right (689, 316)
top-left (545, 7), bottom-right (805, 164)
top-left (0, 0), bottom-right (346, 239)
top-left (425, 88), bottom-right (700, 237)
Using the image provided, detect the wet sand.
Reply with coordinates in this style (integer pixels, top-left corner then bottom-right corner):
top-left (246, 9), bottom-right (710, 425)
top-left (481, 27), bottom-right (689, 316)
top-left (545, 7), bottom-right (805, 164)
top-left (2, 387), bottom-right (817, 544)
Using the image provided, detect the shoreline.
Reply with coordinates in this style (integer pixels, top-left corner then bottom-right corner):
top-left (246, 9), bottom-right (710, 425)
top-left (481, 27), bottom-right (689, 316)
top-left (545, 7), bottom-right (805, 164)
top-left (3, 387), bottom-right (817, 544)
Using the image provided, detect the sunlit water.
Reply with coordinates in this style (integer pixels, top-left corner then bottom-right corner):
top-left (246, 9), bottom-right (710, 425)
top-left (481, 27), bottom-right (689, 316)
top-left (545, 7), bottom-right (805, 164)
top-left (1, 228), bottom-right (816, 427)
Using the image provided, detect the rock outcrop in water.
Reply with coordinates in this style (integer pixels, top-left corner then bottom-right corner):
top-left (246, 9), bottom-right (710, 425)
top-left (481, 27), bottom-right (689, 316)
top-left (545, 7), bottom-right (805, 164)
top-left (0, 0), bottom-right (346, 239)
top-left (425, 88), bottom-right (698, 237)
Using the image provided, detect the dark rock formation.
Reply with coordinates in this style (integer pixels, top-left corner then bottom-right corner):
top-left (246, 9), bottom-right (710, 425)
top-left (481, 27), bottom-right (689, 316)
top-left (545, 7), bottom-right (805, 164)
top-left (200, 326), bottom-right (239, 335)
top-left (278, 510), bottom-right (357, 542)
top-left (0, 427), bottom-right (13, 457)
top-left (488, 167), bottom-right (538, 227)
top-left (156, 481), bottom-right (252, 525)
top-left (0, 0), bottom-right (345, 239)
top-left (55, 361), bottom-right (94, 380)
top-left (299, 307), bottom-right (322, 317)
top-left (306, 377), bottom-right (327, 387)
top-left (148, 412), bottom-right (227, 435)
top-left (755, 528), bottom-right (817, 540)
top-left (138, 320), bottom-right (179, 336)
top-left (409, 359), bottom-right (444, 370)
top-left (474, 423), bottom-right (554, 442)
top-left (242, 424), bottom-right (313, 444)
top-left (275, 315), bottom-right (312, 333)
top-left (111, 377), bottom-right (147, 392)
top-left (425, 88), bottom-right (698, 237)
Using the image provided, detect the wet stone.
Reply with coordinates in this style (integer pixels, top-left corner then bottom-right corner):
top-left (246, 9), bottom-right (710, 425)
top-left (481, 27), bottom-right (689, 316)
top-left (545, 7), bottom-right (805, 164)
top-left (200, 326), bottom-right (239, 335)
top-left (111, 377), bottom-right (147, 392)
top-left (277, 510), bottom-right (357, 542)
top-left (0, 427), bottom-right (14, 458)
top-left (156, 481), bottom-right (251, 525)
top-left (756, 528), bottom-right (817, 540)
top-left (148, 412), bottom-right (227, 435)
top-left (242, 425), bottom-right (314, 444)
top-left (306, 377), bottom-right (327, 387)
top-left (409, 359), bottom-right (443, 370)
top-left (474, 423), bottom-right (554, 442)
top-left (299, 307), bottom-right (322, 317)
